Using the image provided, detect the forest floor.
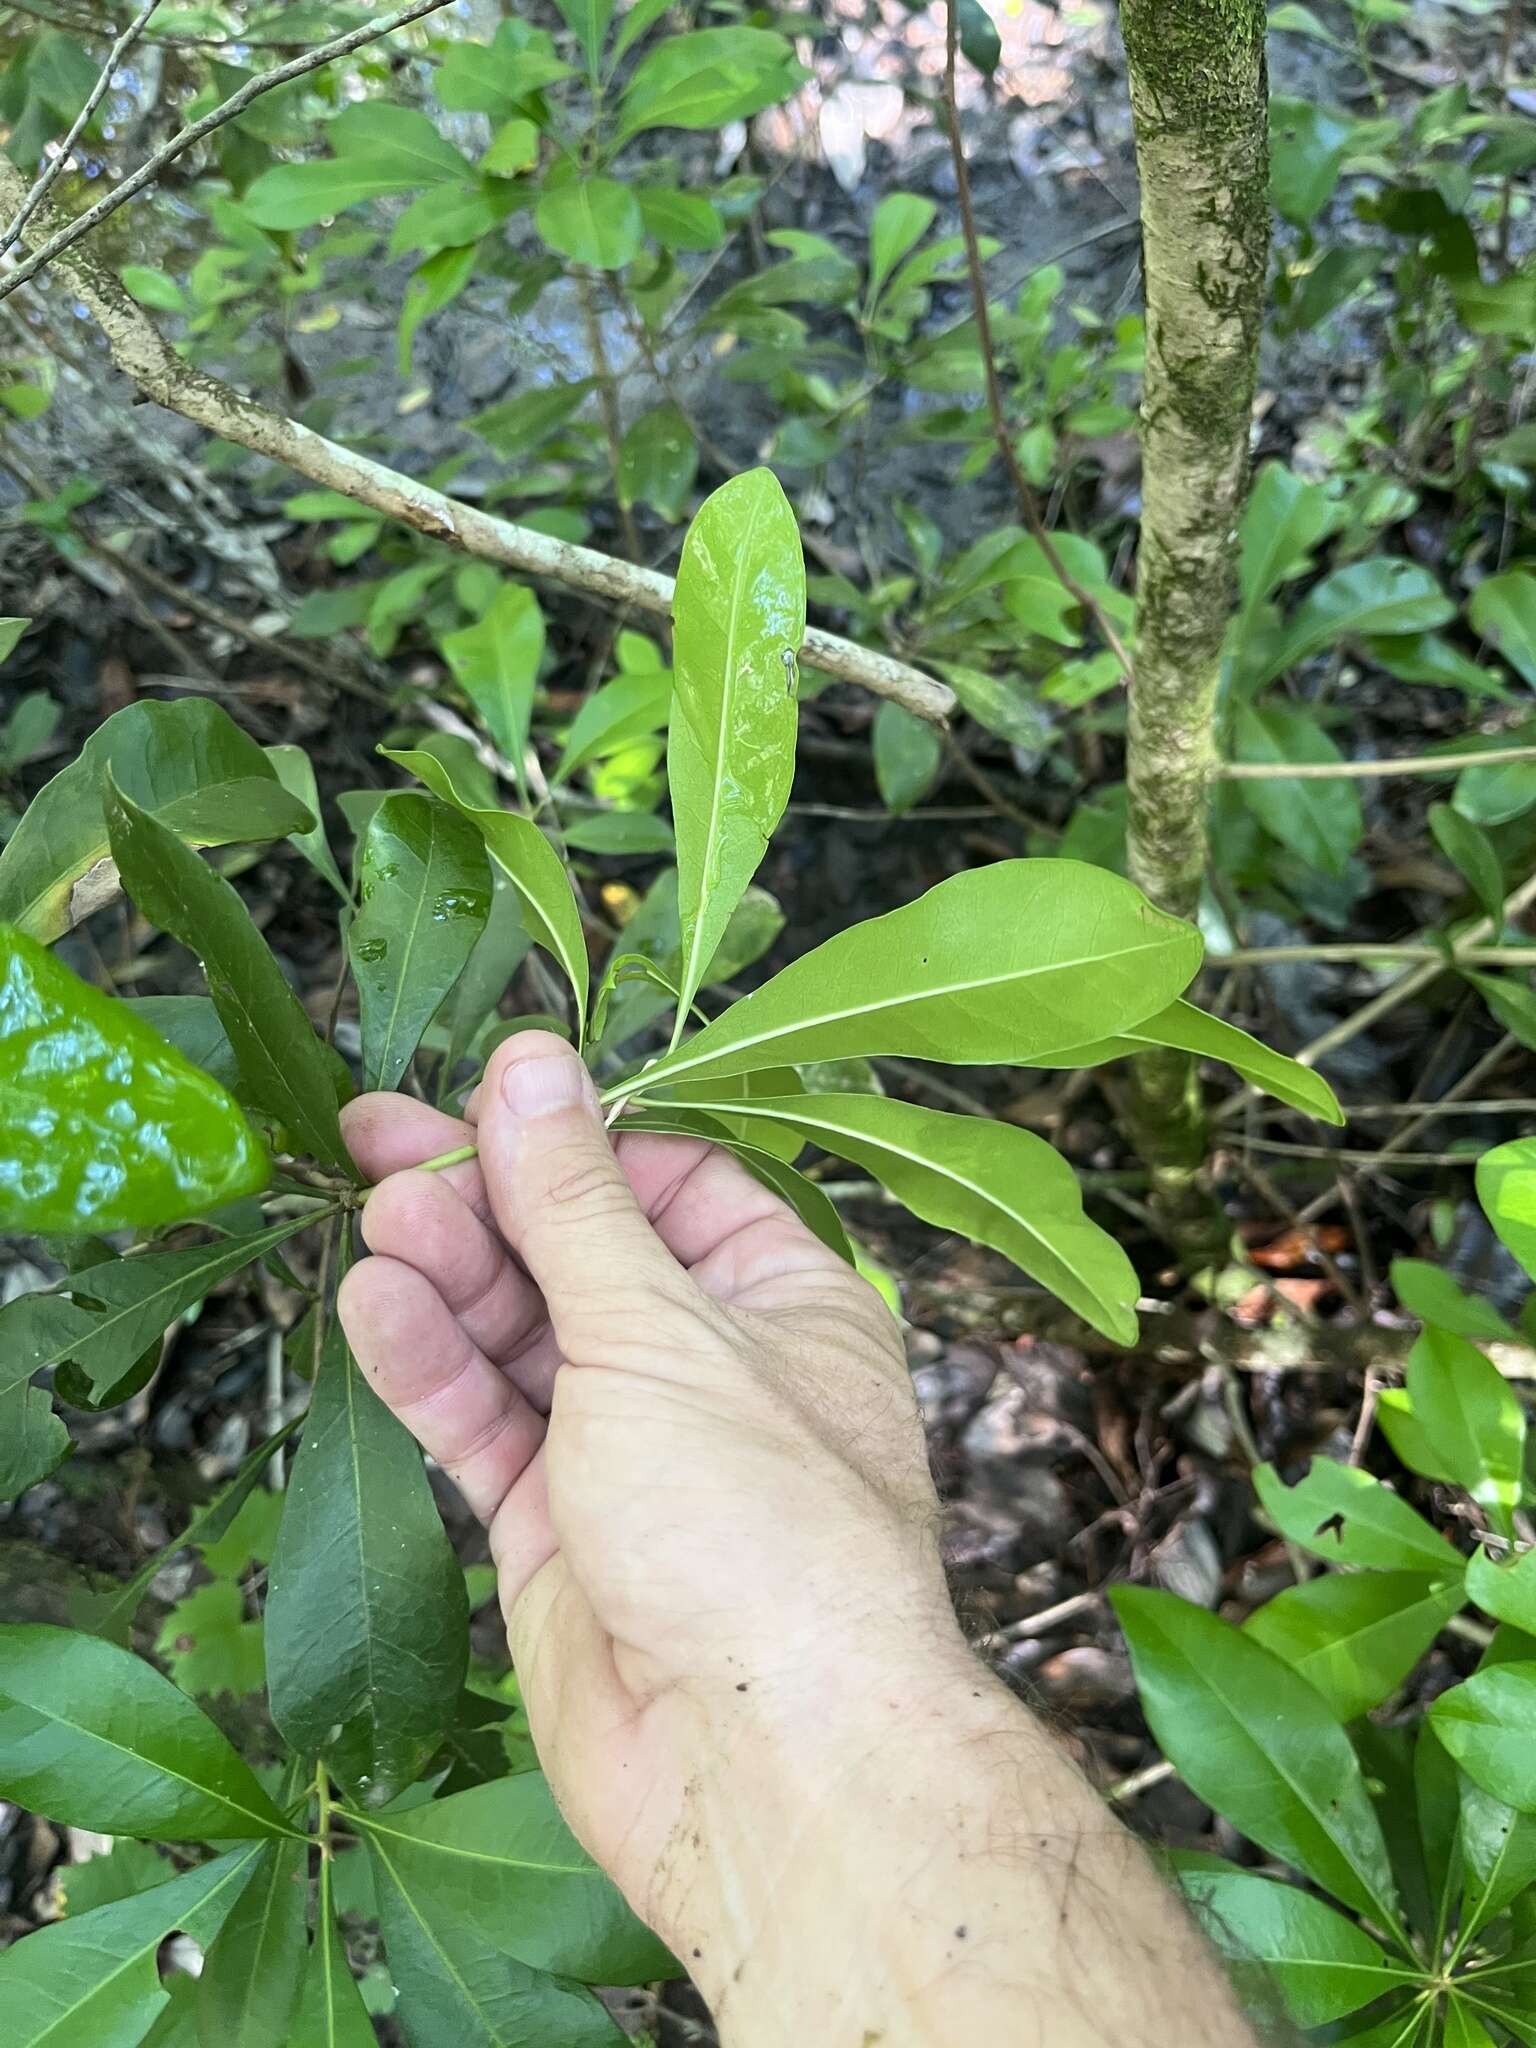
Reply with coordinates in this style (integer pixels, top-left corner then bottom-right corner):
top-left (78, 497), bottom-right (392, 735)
top-left (1, 0), bottom-right (1533, 2038)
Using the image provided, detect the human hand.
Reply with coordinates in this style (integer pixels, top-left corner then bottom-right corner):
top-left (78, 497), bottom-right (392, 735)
top-left (337, 1032), bottom-right (959, 1977)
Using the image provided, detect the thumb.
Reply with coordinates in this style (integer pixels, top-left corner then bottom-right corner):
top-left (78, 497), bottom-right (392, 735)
top-left (472, 1032), bottom-right (693, 1356)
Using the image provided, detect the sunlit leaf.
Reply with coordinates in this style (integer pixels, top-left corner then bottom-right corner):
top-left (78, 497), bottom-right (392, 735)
top-left (1244, 1572), bottom-right (1464, 1721)
top-left (1253, 1460), bottom-right (1463, 1574)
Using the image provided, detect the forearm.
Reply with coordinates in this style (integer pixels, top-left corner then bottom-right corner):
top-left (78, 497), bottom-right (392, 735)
top-left (655, 1642), bottom-right (1257, 2048)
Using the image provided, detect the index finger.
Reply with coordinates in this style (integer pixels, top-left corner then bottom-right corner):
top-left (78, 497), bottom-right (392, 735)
top-left (340, 1093), bottom-right (492, 1226)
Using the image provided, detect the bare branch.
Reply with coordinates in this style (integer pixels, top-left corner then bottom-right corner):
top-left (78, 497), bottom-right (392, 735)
top-left (0, 0), bottom-right (163, 260)
top-left (0, 160), bottom-right (954, 721)
top-left (1208, 942), bottom-right (1536, 968)
top-left (0, 0), bottom-right (459, 306)
top-left (1218, 745), bottom-right (1536, 780)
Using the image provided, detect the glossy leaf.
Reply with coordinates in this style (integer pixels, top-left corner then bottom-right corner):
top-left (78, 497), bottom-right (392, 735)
top-left (1430, 802), bottom-right (1505, 925)
top-left (1244, 1572), bottom-right (1464, 1721)
top-left (0, 698), bottom-right (313, 944)
top-left (622, 859), bottom-right (1202, 1094)
top-left (433, 879), bottom-right (533, 1086)
top-left (1470, 570), bottom-right (1536, 689)
top-left (1234, 704), bottom-right (1364, 876)
top-left (1249, 559), bottom-right (1455, 687)
top-left (1112, 1587), bottom-right (1402, 1930)
top-left (1478, 1138), bottom-right (1536, 1284)
top-left (292, 1887), bottom-right (378, 2047)
top-left (617, 402), bottom-right (697, 522)
top-left (1032, 998), bottom-right (1344, 1123)
top-left (536, 170), bottom-right (643, 269)
top-left (1406, 1325), bottom-right (1524, 1533)
top-left (442, 585), bottom-right (545, 764)
top-left (349, 795), bottom-right (491, 1091)
top-left (1431, 1664), bottom-right (1536, 1810)
top-left (0, 1845), bottom-right (261, 2048)
top-left (266, 744), bottom-right (350, 903)
top-left (0, 1218), bottom-right (310, 1405)
top-left (1175, 1864), bottom-right (1412, 2026)
top-left (616, 27), bottom-right (803, 141)
top-left (1254, 1459), bottom-right (1462, 1574)
top-left (1390, 1258), bottom-right (1519, 1342)
top-left (0, 1624), bottom-right (292, 1839)
top-left (552, 668), bottom-right (671, 785)
top-left (197, 1838), bottom-right (309, 2048)
top-left (672, 1091), bottom-right (1141, 1342)
top-left (873, 701), bottom-right (943, 814)
top-left (352, 1774), bottom-right (670, 1984)
top-left (365, 1826), bottom-right (627, 2048)
top-left (1468, 1547), bottom-right (1536, 1637)
top-left (0, 922), bottom-right (269, 1233)
top-left (668, 468), bottom-right (805, 1035)
top-left (104, 779), bottom-right (354, 1179)
top-left (381, 748), bottom-right (589, 1042)
top-left (265, 1324), bottom-right (468, 1808)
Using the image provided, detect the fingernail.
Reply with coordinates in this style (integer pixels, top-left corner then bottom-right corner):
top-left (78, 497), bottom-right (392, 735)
top-left (502, 1050), bottom-right (589, 1119)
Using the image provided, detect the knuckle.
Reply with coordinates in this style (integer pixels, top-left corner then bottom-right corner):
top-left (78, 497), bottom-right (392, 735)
top-left (542, 1152), bottom-right (630, 1220)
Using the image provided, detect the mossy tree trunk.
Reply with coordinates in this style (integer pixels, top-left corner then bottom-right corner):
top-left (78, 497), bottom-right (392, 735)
top-left (1120, 0), bottom-right (1270, 1229)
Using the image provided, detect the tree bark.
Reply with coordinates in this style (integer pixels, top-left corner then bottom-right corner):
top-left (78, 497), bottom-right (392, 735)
top-left (1120, 0), bottom-right (1271, 1223)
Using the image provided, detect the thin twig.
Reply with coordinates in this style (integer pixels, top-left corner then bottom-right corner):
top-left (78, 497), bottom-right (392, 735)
top-left (1217, 746), bottom-right (1536, 780)
top-left (941, 0), bottom-right (1134, 685)
top-left (1209, 943), bottom-right (1536, 968)
top-left (0, 0), bottom-right (163, 259)
top-left (0, 0), bottom-right (458, 306)
top-left (0, 158), bottom-right (954, 723)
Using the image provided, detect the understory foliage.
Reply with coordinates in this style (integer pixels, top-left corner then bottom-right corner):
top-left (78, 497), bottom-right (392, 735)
top-left (0, 0), bottom-right (1532, 2043)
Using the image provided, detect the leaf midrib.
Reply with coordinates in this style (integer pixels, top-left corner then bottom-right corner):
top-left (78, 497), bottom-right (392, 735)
top-left (639, 932), bottom-right (1185, 1091)
top-left (352, 1808), bottom-right (593, 1876)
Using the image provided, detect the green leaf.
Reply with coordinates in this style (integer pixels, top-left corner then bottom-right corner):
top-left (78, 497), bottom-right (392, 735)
top-left (873, 701), bottom-right (943, 814)
top-left (1112, 1588), bottom-right (1402, 1930)
top-left (351, 1774), bottom-right (669, 1984)
top-left (1479, 1138), bottom-right (1536, 1283)
top-left (1470, 571), bottom-right (1536, 689)
top-left (635, 186), bottom-right (722, 251)
top-left (594, 870), bottom-right (783, 1051)
top-left (0, 1382), bottom-right (70, 1501)
top-left (120, 264), bottom-right (187, 313)
top-left (349, 795), bottom-right (491, 1091)
top-left (0, 690), bottom-right (61, 775)
top-left (328, 103), bottom-right (473, 184)
top-left (616, 27), bottom-right (803, 142)
top-left (1431, 1664), bottom-right (1536, 1810)
top-left (0, 1845), bottom-right (262, 2048)
top-left (399, 242), bottom-right (479, 377)
top-left (667, 469), bottom-right (805, 1033)
top-left (1175, 1863), bottom-right (1413, 2026)
top-left (442, 586), bottom-right (545, 764)
top-left (0, 617), bottom-right (30, 664)
top-left (1431, 803), bottom-right (1505, 924)
top-left (868, 193), bottom-right (937, 303)
top-left (1233, 704), bottom-right (1364, 876)
top-left (1462, 972), bottom-right (1536, 1055)
top-left (0, 1625), bottom-right (293, 1839)
top-left (1252, 1460), bottom-right (1460, 1575)
top-left (466, 381), bottom-right (595, 461)
top-left (1269, 99), bottom-right (1361, 224)
top-left (292, 1896), bottom-right (377, 2047)
top-left (1406, 1325), bottom-right (1525, 1533)
top-left (1390, 1258), bottom-right (1519, 1342)
top-left (0, 1218), bottom-right (309, 1405)
top-left (104, 778), bottom-right (354, 1178)
top-left (266, 744), bottom-right (350, 903)
top-left (617, 402), bottom-right (698, 522)
top-left (561, 810), bottom-right (674, 855)
top-left (536, 171), bottom-right (643, 270)
top-left (1468, 1547), bottom-right (1536, 1637)
top-left (265, 1324), bottom-right (468, 1809)
top-left (1453, 731), bottom-right (1536, 827)
top-left (1244, 1573), bottom-right (1465, 1721)
top-left (623, 859), bottom-right (1202, 1094)
top-left (613, 0), bottom-right (674, 59)
top-left (552, 669), bottom-right (671, 784)
top-left (0, 922), bottom-right (269, 1234)
top-left (155, 1580), bottom-right (264, 1699)
top-left (243, 156), bottom-right (433, 229)
top-left (667, 1091), bottom-right (1141, 1343)
top-left (436, 24), bottom-right (575, 116)
top-left (197, 1838), bottom-right (308, 2048)
top-left (0, 698), bottom-right (313, 944)
top-left (552, 0), bottom-right (615, 73)
top-left (1236, 462), bottom-right (1340, 620)
top-left (1250, 560), bottom-right (1455, 688)
top-left (1030, 998), bottom-right (1344, 1123)
top-left (380, 748), bottom-right (589, 1042)
top-left (1460, 1772), bottom-right (1536, 1937)
top-left (432, 879), bottom-right (533, 1086)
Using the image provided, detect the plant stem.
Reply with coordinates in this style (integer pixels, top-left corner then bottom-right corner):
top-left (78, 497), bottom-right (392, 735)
top-left (1217, 746), bottom-right (1536, 780)
top-left (578, 270), bottom-right (641, 561)
top-left (1118, 0), bottom-right (1270, 1238)
top-left (1209, 943), bottom-right (1536, 968)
